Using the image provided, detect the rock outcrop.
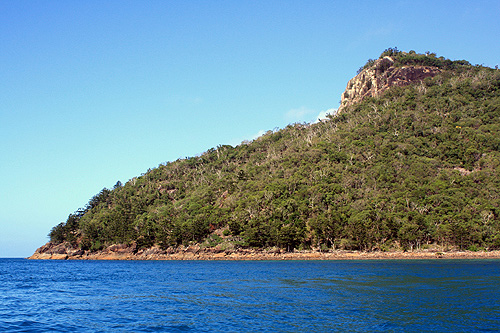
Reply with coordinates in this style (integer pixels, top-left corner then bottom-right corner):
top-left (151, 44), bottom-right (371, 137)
top-left (28, 241), bottom-right (500, 260)
top-left (28, 242), bottom-right (84, 260)
top-left (338, 56), bottom-right (441, 113)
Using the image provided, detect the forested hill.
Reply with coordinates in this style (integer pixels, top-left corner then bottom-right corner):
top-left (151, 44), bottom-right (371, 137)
top-left (38, 49), bottom-right (500, 256)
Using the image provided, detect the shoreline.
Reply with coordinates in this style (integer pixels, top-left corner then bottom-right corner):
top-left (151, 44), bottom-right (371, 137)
top-left (28, 243), bottom-right (500, 260)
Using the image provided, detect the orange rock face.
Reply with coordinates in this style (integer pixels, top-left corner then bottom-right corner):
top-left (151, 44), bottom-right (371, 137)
top-left (338, 56), bottom-right (441, 113)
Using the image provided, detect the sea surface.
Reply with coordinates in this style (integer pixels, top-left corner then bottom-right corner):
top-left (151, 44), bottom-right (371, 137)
top-left (1, 258), bottom-right (499, 332)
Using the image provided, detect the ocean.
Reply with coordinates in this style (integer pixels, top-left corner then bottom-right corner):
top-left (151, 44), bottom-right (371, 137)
top-left (1, 258), bottom-right (499, 332)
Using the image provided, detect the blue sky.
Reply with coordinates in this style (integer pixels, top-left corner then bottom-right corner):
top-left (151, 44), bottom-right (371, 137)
top-left (1, 1), bottom-right (499, 257)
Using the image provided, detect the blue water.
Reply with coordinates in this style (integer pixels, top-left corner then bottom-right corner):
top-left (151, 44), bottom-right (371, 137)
top-left (1, 259), bottom-right (499, 332)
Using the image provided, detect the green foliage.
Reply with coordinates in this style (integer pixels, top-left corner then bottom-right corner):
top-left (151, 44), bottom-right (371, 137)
top-left (48, 54), bottom-right (500, 252)
top-left (203, 234), bottom-right (223, 248)
top-left (358, 48), bottom-right (472, 74)
top-left (48, 223), bottom-right (67, 244)
top-left (379, 46), bottom-right (455, 68)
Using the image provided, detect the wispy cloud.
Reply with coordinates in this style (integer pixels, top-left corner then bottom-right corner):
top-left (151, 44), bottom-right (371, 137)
top-left (313, 108), bottom-right (337, 123)
top-left (285, 107), bottom-right (317, 123)
top-left (250, 129), bottom-right (267, 140)
top-left (228, 129), bottom-right (267, 146)
top-left (228, 107), bottom-right (338, 147)
top-left (285, 106), bottom-right (337, 124)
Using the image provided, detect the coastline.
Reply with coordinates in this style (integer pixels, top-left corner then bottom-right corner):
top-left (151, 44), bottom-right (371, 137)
top-left (28, 243), bottom-right (500, 260)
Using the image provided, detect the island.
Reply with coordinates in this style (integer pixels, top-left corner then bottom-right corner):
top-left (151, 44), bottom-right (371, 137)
top-left (30, 49), bottom-right (500, 260)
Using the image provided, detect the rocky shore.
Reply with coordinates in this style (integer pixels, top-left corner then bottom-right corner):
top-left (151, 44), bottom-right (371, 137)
top-left (28, 242), bottom-right (500, 261)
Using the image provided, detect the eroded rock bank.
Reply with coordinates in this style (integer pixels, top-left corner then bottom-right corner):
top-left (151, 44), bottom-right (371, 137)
top-left (28, 242), bottom-right (500, 260)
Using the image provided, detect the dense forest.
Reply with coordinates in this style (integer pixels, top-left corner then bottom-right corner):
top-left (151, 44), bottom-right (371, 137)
top-left (48, 50), bottom-right (500, 253)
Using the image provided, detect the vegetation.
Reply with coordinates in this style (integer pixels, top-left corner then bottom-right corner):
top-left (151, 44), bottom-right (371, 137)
top-left (49, 51), bottom-right (500, 252)
top-left (358, 47), bottom-right (471, 74)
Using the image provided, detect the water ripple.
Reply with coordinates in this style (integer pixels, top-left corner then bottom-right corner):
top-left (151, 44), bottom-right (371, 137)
top-left (1, 259), bottom-right (499, 332)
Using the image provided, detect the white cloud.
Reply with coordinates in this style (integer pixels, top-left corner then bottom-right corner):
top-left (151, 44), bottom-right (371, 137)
top-left (250, 129), bottom-right (267, 141)
top-left (228, 107), bottom-right (338, 147)
top-left (285, 107), bottom-right (316, 123)
top-left (228, 129), bottom-right (267, 147)
top-left (313, 108), bottom-right (337, 123)
top-left (286, 106), bottom-right (337, 124)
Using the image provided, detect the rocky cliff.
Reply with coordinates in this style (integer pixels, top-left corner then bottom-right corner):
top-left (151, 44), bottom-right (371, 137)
top-left (338, 56), bottom-right (441, 113)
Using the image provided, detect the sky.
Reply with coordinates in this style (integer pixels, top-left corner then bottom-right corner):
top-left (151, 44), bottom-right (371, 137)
top-left (1, 1), bottom-right (499, 257)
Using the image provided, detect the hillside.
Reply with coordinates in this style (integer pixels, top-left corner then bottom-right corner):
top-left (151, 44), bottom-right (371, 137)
top-left (31, 49), bottom-right (500, 259)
